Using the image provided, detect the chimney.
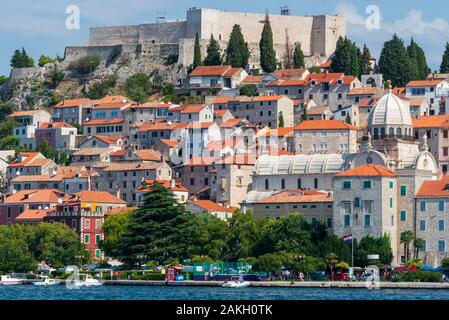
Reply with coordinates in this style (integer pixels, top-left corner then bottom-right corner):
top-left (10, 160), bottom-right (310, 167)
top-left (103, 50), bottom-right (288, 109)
top-left (169, 179), bottom-right (175, 190)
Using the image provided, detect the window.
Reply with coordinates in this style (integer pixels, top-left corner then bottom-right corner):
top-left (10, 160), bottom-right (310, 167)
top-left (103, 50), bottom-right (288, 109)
top-left (364, 215), bottom-right (371, 227)
top-left (420, 201), bottom-right (426, 212)
top-left (96, 219), bottom-right (101, 229)
top-left (439, 200), bottom-right (445, 212)
top-left (84, 220), bottom-right (90, 229)
top-left (265, 179), bottom-right (269, 190)
top-left (422, 240), bottom-right (427, 252)
top-left (389, 181), bottom-right (394, 189)
top-left (364, 202), bottom-right (372, 214)
top-left (419, 220), bottom-right (426, 231)
top-left (344, 215), bottom-right (350, 226)
top-left (297, 179), bottom-right (302, 189)
top-left (439, 220), bottom-right (445, 231)
top-left (444, 147), bottom-right (449, 157)
top-left (343, 202), bottom-right (351, 214)
top-left (343, 181), bottom-right (351, 189)
top-left (281, 179), bottom-right (285, 189)
top-left (327, 217), bottom-right (332, 228)
top-left (95, 249), bottom-right (101, 259)
top-left (438, 240), bottom-right (446, 252)
top-left (95, 234), bottom-right (101, 244)
top-left (354, 197), bottom-right (360, 208)
top-left (314, 178), bottom-right (318, 189)
top-left (400, 186), bottom-right (407, 196)
top-left (311, 217), bottom-right (317, 224)
top-left (389, 197), bottom-right (393, 208)
top-left (363, 180), bottom-right (371, 189)
top-left (400, 211), bottom-right (407, 221)
top-left (84, 234), bottom-right (90, 244)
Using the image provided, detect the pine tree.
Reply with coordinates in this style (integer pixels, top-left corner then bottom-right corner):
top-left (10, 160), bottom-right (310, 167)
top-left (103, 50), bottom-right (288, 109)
top-left (360, 44), bottom-right (372, 75)
top-left (378, 34), bottom-right (412, 87)
top-left (226, 25), bottom-right (250, 69)
top-left (345, 114), bottom-right (352, 124)
top-left (293, 43), bottom-right (305, 69)
top-left (350, 43), bottom-right (361, 78)
top-left (121, 183), bottom-right (191, 265)
top-left (259, 12), bottom-right (277, 73)
top-left (407, 38), bottom-right (429, 80)
top-left (193, 32), bottom-right (202, 69)
top-left (204, 34), bottom-right (223, 66)
top-left (278, 112), bottom-right (284, 128)
top-left (10, 48), bottom-right (35, 68)
top-left (440, 43), bottom-right (449, 73)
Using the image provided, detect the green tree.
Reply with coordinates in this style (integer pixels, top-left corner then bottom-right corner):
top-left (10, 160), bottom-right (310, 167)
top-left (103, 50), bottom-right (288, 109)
top-left (0, 225), bottom-right (36, 272)
top-left (278, 112), bottom-right (284, 128)
top-left (37, 140), bottom-right (58, 160)
top-left (0, 76), bottom-right (8, 86)
top-left (300, 105), bottom-right (308, 121)
top-left (101, 209), bottom-right (133, 258)
top-left (239, 84), bottom-right (258, 96)
top-left (378, 34), bottom-right (413, 87)
top-left (414, 238), bottom-right (424, 259)
top-left (67, 55), bottom-right (100, 75)
top-left (225, 211), bottom-right (259, 260)
top-left (226, 24), bottom-right (250, 68)
top-left (47, 64), bottom-right (65, 88)
top-left (355, 235), bottom-right (393, 267)
top-left (408, 39), bottom-right (430, 80)
top-left (38, 55), bottom-right (55, 67)
top-left (121, 183), bottom-right (191, 266)
top-left (86, 75), bottom-right (117, 99)
top-left (124, 73), bottom-right (151, 103)
top-left (345, 114), bottom-right (352, 124)
top-left (331, 37), bottom-right (360, 77)
top-left (293, 43), bottom-right (305, 69)
top-left (441, 258), bottom-right (449, 270)
top-left (193, 32), bottom-right (202, 69)
top-left (440, 43), bottom-right (449, 73)
top-left (10, 48), bottom-right (35, 68)
top-left (253, 252), bottom-right (286, 273)
top-left (259, 13), bottom-right (277, 73)
top-left (400, 231), bottom-right (414, 262)
top-left (360, 44), bottom-right (372, 75)
top-left (325, 253), bottom-right (340, 280)
top-left (204, 34), bottom-right (223, 66)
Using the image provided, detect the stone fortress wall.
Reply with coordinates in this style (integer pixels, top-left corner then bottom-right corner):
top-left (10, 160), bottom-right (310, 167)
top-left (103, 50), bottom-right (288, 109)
top-left (83, 7), bottom-right (346, 68)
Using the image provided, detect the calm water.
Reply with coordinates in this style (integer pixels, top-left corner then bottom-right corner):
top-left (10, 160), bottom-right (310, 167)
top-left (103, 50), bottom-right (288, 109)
top-left (1, 285), bottom-right (449, 300)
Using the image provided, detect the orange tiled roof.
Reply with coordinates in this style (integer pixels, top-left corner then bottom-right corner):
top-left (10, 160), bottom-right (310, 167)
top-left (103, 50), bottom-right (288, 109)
top-left (406, 80), bottom-right (443, 87)
top-left (257, 190), bottom-right (333, 204)
top-left (294, 120), bottom-right (358, 131)
top-left (412, 115), bottom-right (449, 128)
top-left (220, 118), bottom-right (246, 128)
top-left (8, 110), bottom-right (48, 117)
top-left (105, 206), bottom-right (137, 216)
top-left (95, 135), bottom-right (123, 145)
top-left (266, 80), bottom-right (306, 87)
top-left (68, 191), bottom-right (126, 204)
top-left (392, 87), bottom-right (405, 95)
top-left (190, 65), bottom-right (240, 77)
top-left (135, 149), bottom-right (161, 161)
top-left (9, 152), bottom-right (44, 167)
top-left (187, 200), bottom-right (237, 213)
top-left (347, 87), bottom-right (380, 95)
top-left (336, 164), bottom-right (395, 177)
top-left (307, 106), bottom-right (329, 115)
top-left (160, 139), bottom-right (180, 148)
top-left (272, 68), bottom-right (308, 80)
top-left (242, 75), bottom-right (263, 83)
top-left (54, 98), bottom-right (91, 108)
top-left (180, 105), bottom-right (206, 114)
top-left (15, 209), bottom-right (51, 221)
top-left (94, 95), bottom-right (136, 105)
top-left (214, 109), bottom-right (231, 116)
top-left (319, 61), bottom-right (332, 68)
top-left (417, 176), bottom-right (449, 197)
top-left (91, 102), bottom-right (130, 110)
top-left (38, 122), bottom-right (75, 129)
top-left (4, 189), bottom-right (66, 204)
top-left (136, 179), bottom-right (189, 193)
top-left (82, 118), bottom-right (124, 126)
top-left (136, 121), bottom-right (187, 132)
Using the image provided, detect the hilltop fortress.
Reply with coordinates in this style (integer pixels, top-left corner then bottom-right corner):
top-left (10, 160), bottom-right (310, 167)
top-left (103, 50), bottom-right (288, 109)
top-left (84, 7), bottom-right (346, 68)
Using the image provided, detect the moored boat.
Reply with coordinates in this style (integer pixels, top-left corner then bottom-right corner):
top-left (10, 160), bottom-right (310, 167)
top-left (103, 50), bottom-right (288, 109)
top-left (0, 275), bottom-right (23, 285)
top-left (222, 276), bottom-right (250, 288)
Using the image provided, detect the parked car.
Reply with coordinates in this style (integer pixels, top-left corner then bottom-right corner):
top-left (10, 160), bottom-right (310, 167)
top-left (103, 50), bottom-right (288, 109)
top-left (328, 272), bottom-right (349, 281)
top-left (311, 271), bottom-right (328, 281)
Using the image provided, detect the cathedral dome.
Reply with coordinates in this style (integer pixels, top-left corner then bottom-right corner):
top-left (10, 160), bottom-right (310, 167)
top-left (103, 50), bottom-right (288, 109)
top-left (368, 92), bottom-right (413, 138)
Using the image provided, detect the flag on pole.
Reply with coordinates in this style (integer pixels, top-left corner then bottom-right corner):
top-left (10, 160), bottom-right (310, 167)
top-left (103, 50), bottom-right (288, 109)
top-left (343, 234), bottom-right (353, 243)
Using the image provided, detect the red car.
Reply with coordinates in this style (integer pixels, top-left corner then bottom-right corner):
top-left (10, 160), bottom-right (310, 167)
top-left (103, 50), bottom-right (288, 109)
top-left (328, 272), bottom-right (349, 281)
top-left (394, 266), bottom-right (417, 273)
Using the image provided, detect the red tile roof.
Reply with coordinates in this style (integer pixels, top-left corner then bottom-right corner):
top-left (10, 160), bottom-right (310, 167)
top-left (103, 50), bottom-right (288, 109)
top-left (266, 80), bottom-right (306, 87)
top-left (417, 176), bottom-right (449, 197)
top-left (242, 75), bottom-right (264, 83)
top-left (180, 105), bottom-right (207, 114)
top-left (15, 209), bottom-right (51, 221)
top-left (9, 152), bottom-right (44, 167)
top-left (257, 190), bottom-right (333, 204)
top-left (54, 98), bottom-right (91, 108)
top-left (160, 139), bottom-right (180, 147)
top-left (272, 68), bottom-right (308, 80)
top-left (406, 80), bottom-right (443, 87)
top-left (190, 65), bottom-right (240, 77)
top-left (347, 87), bottom-right (381, 95)
top-left (38, 122), bottom-right (75, 129)
top-left (136, 179), bottom-right (189, 193)
top-left (136, 121), bottom-right (187, 132)
top-left (82, 118), bottom-right (124, 126)
top-left (220, 118), bottom-right (246, 128)
top-left (95, 135), bottom-right (123, 145)
top-left (135, 149), bottom-right (161, 161)
top-left (4, 189), bottom-right (66, 204)
top-left (187, 200), bottom-right (237, 213)
top-left (294, 120), bottom-right (358, 131)
top-left (412, 115), bottom-right (449, 128)
top-left (91, 102), bottom-right (130, 110)
top-left (336, 164), bottom-right (396, 177)
top-left (68, 191), bottom-right (126, 204)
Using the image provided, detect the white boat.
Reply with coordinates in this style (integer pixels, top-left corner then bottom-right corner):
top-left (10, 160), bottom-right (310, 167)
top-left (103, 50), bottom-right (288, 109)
top-left (0, 275), bottom-right (23, 285)
top-left (222, 276), bottom-right (250, 288)
top-left (71, 274), bottom-right (102, 287)
top-left (33, 276), bottom-right (61, 286)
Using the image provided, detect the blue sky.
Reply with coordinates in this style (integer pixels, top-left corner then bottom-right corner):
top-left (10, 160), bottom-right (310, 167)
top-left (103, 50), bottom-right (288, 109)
top-left (1, 0), bottom-right (449, 75)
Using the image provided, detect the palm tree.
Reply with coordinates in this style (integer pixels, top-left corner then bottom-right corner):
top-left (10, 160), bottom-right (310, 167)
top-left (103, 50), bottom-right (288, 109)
top-left (400, 231), bottom-right (414, 262)
top-left (414, 238), bottom-right (424, 259)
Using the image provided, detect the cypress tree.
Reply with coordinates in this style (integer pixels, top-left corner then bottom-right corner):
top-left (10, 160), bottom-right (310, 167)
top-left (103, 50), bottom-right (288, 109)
top-left (360, 44), bottom-right (372, 75)
top-left (378, 34), bottom-right (412, 87)
top-left (259, 13), bottom-right (277, 73)
top-left (226, 25), bottom-right (250, 69)
top-left (331, 37), bottom-right (353, 75)
top-left (193, 32), bottom-right (202, 69)
top-left (293, 43), bottom-right (305, 69)
top-left (204, 34), bottom-right (223, 66)
top-left (440, 43), bottom-right (449, 73)
top-left (407, 39), bottom-right (429, 80)
top-left (350, 43), bottom-right (361, 78)
top-left (278, 112), bottom-right (284, 128)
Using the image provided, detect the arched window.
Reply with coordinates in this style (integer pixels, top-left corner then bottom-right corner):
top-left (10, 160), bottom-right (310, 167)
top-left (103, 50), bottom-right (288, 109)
top-left (314, 178), bottom-right (318, 189)
top-left (380, 127), bottom-right (386, 137)
top-left (281, 179), bottom-right (285, 190)
top-left (298, 178), bottom-right (302, 189)
top-left (397, 127), bottom-right (402, 137)
top-left (373, 128), bottom-right (378, 138)
top-left (389, 127), bottom-right (394, 137)
top-left (265, 179), bottom-right (269, 190)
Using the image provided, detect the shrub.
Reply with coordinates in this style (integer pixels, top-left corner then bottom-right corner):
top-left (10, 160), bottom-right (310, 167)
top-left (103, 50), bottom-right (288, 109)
top-left (68, 55), bottom-right (101, 75)
top-left (124, 73), bottom-right (151, 103)
top-left (86, 75), bottom-right (117, 99)
top-left (396, 270), bottom-right (441, 282)
top-left (239, 84), bottom-right (259, 96)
